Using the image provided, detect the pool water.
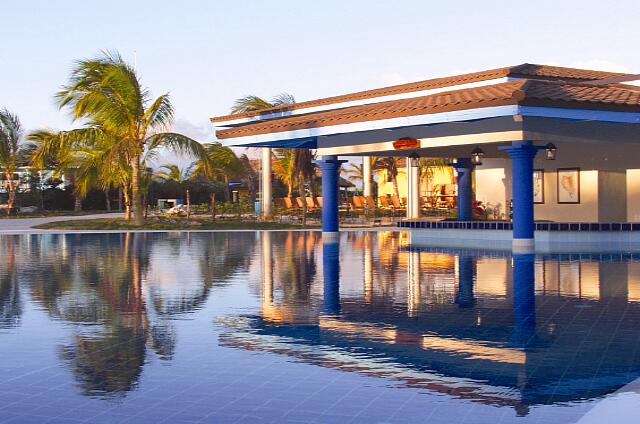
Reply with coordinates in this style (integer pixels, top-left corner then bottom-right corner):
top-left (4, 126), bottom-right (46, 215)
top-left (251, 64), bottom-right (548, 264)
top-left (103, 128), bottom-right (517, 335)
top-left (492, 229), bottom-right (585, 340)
top-left (1, 231), bottom-right (640, 423)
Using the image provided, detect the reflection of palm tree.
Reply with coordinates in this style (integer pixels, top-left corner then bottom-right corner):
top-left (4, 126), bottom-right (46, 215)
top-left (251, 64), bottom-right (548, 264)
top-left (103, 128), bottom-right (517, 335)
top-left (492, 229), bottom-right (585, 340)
top-left (61, 325), bottom-right (146, 396)
top-left (0, 237), bottom-right (21, 328)
top-left (277, 232), bottom-right (318, 302)
top-left (20, 232), bottom-right (258, 397)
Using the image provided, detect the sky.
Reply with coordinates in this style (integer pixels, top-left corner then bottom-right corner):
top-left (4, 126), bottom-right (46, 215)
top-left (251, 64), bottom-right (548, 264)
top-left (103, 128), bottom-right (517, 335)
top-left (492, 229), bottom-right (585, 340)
top-left (2, 0), bottom-right (639, 163)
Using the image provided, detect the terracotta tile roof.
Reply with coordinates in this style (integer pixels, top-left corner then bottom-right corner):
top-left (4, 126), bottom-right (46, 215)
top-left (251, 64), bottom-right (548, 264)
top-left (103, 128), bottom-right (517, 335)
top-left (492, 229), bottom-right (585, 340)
top-left (210, 64), bottom-right (630, 123)
top-left (216, 79), bottom-right (640, 140)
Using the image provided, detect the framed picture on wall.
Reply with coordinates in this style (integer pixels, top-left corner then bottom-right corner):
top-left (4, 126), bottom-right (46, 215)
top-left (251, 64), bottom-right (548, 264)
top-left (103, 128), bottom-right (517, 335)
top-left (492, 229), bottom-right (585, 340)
top-left (533, 169), bottom-right (544, 204)
top-left (557, 168), bottom-right (580, 204)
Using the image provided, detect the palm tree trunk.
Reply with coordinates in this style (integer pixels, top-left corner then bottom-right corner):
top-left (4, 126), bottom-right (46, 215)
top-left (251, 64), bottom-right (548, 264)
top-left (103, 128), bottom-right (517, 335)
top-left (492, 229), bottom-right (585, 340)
top-left (186, 188), bottom-right (191, 218)
top-left (104, 188), bottom-right (111, 211)
top-left (210, 192), bottom-right (216, 222)
top-left (131, 158), bottom-right (144, 225)
top-left (6, 180), bottom-right (16, 215)
top-left (299, 178), bottom-right (307, 226)
top-left (123, 185), bottom-right (131, 220)
top-left (223, 175), bottom-right (231, 201)
top-left (118, 187), bottom-right (123, 211)
top-left (391, 173), bottom-right (400, 200)
top-left (68, 171), bottom-right (82, 212)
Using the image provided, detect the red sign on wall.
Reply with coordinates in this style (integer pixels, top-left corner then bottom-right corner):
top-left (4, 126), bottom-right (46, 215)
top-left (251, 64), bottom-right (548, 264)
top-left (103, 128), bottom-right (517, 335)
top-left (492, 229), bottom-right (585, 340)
top-left (392, 138), bottom-right (420, 150)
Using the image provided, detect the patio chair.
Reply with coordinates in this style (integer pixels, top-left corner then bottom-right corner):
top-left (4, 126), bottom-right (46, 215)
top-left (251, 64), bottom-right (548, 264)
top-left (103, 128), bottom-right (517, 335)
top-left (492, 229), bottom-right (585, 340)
top-left (390, 195), bottom-right (404, 210)
top-left (379, 196), bottom-right (392, 210)
top-left (315, 196), bottom-right (323, 208)
top-left (283, 197), bottom-right (299, 212)
top-left (365, 195), bottom-right (377, 209)
top-left (352, 196), bottom-right (366, 210)
top-left (295, 197), bottom-right (306, 209)
top-left (305, 197), bottom-right (318, 210)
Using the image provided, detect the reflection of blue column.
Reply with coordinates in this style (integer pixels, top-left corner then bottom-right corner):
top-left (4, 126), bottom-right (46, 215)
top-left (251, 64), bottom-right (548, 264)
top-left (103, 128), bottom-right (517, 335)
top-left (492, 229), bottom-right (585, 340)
top-left (314, 155), bottom-right (347, 235)
top-left (500, 143), bottom-right (540, 251)
top-left (322, 239), bottom-right (341, 315)
top-left (512, 253), bottom-right (536, 347)
top-left (455, 255), bottom-right (475, 308)
top-left (452, 159), bottom-right (473, 221)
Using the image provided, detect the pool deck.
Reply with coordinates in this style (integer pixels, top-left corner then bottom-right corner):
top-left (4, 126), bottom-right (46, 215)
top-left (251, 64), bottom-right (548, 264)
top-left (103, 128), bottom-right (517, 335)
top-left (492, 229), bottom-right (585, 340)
top-left (0, 213), bottom-right (125, 233)
top-left (0, 214), bottom-right (398, 235)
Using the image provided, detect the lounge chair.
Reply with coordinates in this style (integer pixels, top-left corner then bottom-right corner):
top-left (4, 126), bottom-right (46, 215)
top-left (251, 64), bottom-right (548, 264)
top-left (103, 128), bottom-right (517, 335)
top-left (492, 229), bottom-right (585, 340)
top-left (365, 196), bottom-right (377, 209)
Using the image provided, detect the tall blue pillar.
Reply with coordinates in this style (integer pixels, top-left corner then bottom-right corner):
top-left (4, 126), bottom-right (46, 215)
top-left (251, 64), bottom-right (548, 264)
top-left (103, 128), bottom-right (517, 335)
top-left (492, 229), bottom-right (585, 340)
top-left (452, 158), bottom-right (474, 221)
top-left (500, 142), bottom-right (541, 252)
top-left (314, 155), bottom-right (347, 238)
top-left (322, 239), bottom-right (340, 315)
top-left (512, 253), bottom-right (536, 347)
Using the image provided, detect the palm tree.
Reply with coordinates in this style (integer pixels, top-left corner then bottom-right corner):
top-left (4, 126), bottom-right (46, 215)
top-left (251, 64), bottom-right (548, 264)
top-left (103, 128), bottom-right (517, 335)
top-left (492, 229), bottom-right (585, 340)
top-left (230, 93), bottom-right (296, 114)
top-left (273, 148), bottom-right (296, 196)
top-left (343, 162), bottom-right (364, 186)
top-left (294, 149), bottom-right (316, 225)
top-left (374, 157), bottom-right (402, 200)
top-left (192, 142), bottom-right (243, 201)
top-left (0, 109), bottom-right (36, 214)
top-left (55, 50), bottom-right (206, 225)
top-left (230, 94), bottom-right (301, 215)
top-left (153, 163), bottom-right (193, 213)
top-left (29, 129), bottom-right (92, 212)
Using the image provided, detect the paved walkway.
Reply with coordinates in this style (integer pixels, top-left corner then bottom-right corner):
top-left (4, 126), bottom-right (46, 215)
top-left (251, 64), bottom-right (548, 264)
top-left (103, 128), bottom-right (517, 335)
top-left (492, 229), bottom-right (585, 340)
top-left (0, 213), bottom-right (397, 235)
top-left (0, 213), bottom-right (124, 233)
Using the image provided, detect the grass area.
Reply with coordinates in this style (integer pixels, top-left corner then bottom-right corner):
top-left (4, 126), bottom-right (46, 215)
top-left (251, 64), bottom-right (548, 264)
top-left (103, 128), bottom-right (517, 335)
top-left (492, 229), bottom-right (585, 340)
top-left (0, 210), bottom-right (118, 219)
top-left (32, 216), bottom-right (320, 231)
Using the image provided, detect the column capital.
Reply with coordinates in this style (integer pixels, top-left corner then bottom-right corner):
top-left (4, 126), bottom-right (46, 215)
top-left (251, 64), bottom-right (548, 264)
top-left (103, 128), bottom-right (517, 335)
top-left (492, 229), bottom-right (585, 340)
top-left (498, 142), bottom-right (544, 159)
top-left (450, 158), bottom-right (474, 170)
top-left (313, 157), bottom-right (347, 168)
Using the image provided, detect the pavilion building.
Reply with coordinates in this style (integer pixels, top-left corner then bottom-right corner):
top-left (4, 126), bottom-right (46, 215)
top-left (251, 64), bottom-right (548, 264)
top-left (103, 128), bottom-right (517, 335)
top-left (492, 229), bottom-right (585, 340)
top-left (211, 64), bottom-right (640, 251)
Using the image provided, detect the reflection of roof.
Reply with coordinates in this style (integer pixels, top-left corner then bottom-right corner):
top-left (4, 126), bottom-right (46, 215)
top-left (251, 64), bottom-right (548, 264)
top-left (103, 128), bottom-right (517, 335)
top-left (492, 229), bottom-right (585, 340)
top-left (218, 295), bottom-right (640, 409)
top-left (211, 64), bottom-right (632, 123)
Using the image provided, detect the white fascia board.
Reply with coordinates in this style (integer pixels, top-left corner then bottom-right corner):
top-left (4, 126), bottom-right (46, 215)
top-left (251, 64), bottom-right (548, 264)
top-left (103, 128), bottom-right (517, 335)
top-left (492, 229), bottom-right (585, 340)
top-left (217, 105), bottom-right (520, 147)
top-left (214, 77), bottom-right (513, 127)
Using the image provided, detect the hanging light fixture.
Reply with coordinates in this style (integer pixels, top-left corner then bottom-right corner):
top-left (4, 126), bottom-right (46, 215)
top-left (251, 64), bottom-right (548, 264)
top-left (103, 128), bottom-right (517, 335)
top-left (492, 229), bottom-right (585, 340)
top-left (471, 146), bottom-right (484, 166)
top-left (408, 151), bottom-right (420, 167)
top-left (545, 142), bottom-right (557, 160)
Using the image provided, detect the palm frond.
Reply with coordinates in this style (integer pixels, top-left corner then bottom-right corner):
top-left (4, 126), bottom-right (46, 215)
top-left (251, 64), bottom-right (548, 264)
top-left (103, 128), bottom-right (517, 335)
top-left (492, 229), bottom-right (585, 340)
top-left (230, 95), bottom-right (273, 114)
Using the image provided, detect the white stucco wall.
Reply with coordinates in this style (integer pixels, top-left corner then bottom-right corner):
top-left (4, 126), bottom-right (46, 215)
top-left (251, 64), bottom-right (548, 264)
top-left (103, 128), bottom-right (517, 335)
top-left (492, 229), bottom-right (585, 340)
top-left (627, 169), bottom-right (640, 222)
top-left (534, 169), bottom-right (599, 222)
top-left (475, 160), bottom-right (508, 219)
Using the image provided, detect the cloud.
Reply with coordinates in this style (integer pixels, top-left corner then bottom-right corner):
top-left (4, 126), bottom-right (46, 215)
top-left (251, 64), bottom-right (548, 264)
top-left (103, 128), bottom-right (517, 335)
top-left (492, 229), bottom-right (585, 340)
top-left (171, 118), bottom-right (214, 143)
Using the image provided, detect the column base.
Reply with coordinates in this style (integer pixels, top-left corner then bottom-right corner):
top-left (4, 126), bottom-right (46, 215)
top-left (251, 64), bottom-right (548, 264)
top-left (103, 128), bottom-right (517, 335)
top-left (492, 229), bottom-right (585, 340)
top-left (512, 238), bottom-right (535, 253)
top-left (322, 232), bottom-right (340, 244)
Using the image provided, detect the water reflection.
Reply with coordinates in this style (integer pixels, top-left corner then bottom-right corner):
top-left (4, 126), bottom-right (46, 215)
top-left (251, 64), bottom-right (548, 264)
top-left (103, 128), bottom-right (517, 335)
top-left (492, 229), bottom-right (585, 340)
top-left (0, 232), bottom-right (256, 398)
top-left (220, 232), bottom-right (640, 416)
top-left (2, 231), bottom-right (640, 421)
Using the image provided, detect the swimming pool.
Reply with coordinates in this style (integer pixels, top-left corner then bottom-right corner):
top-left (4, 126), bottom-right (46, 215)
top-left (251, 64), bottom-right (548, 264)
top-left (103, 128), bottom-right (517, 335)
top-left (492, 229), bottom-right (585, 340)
top-left (1, 231), bottom-right (639, 423)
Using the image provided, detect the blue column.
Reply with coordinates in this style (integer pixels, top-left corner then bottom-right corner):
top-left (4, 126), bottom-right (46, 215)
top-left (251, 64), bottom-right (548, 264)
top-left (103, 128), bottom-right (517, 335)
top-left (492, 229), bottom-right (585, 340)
top-left (314, 155), bottom-right (347, 236)
top-left (499, 142), bottom-right (541, 252)
top-left (452, 158), bottom-right (473, 221)
top-left (512, 253), bottom-right (536, 347)
top-left (455, 255), bottom-right (475, 308)
top-left (322, 239), bottom-right (340, 315)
